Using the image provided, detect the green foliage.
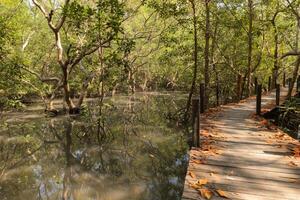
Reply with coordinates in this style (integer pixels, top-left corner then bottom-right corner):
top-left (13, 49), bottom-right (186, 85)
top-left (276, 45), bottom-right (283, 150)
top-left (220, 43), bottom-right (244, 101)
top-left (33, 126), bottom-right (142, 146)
top-left (146, 0), bottom-right (188, 18)
top-left (0, 0), bottom-right (299, 110)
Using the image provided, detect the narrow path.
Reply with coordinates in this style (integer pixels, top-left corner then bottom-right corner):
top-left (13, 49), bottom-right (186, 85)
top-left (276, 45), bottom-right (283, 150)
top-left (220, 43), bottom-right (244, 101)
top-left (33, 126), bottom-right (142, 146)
top-left (182, 88), bottom-right (300, 200)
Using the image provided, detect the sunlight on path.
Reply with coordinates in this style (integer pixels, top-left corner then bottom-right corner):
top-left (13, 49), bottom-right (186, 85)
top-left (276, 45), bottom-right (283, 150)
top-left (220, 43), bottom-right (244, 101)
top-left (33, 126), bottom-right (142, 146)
top-left (182, 88), bottom-right (300, 200)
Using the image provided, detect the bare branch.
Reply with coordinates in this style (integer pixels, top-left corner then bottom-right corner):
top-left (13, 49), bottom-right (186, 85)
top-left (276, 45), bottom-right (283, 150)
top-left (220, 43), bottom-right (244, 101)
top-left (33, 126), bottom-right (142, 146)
top-left (55, 0), bottom-right (70, 31)
top-left (281, 51), bottom-right (300, 59)
top-left (286, 0), bottom-right (300, 19)
top-left (32, 0), bottom-right (56, 30)
top-left (19, 63), bottom-right (60, 83)
top-left (21, 31), bottom-right (35, 51)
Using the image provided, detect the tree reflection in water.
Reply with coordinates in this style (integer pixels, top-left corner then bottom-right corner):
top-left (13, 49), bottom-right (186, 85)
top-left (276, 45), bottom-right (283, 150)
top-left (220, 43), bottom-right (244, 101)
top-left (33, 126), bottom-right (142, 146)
top-left (0, 93), bottom-right (188, 200)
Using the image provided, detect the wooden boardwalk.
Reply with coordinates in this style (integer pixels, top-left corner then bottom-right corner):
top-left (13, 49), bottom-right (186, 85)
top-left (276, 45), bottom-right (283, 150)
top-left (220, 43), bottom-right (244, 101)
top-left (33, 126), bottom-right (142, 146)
top-left (182, 88), bottom-right (300, 200)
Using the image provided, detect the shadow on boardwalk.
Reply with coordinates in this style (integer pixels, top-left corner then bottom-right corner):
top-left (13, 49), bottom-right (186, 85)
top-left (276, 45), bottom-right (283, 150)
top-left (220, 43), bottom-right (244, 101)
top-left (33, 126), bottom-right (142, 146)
top-left (182, 87), bottom-right (300, 200)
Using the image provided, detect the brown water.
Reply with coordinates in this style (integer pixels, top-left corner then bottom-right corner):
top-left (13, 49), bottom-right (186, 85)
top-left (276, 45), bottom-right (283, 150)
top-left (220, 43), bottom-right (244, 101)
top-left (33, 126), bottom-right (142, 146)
top-left (0, 92), bottom-right (189, 200)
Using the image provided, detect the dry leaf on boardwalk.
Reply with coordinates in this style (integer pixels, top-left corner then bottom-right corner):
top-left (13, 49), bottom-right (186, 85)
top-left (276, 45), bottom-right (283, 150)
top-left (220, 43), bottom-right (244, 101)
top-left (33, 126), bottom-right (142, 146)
top-left (260, 119), bottom-right (268, 126)
top-left (293, 146), bottom-right (300, 158)
top-left (274, 133), bottom-right (285, 140)
top-left (199, 188), bottom-right (213, 199)
top-left (189, 178), bottom-right (209, 191)
top-left (188, 171), bottom-right (196, 178)
top-left (196, 178), bottom-right (208, 186)
top-left (266, 139), bottom-right (273, 144)
top-left (288, 178), bottom-right (300, 183)
top-left (190, 183), bottom-right (201, 190)
top-left (191, 159), bottom-right (206, 164)
top-left (216, 189), bottom-right (230, 198)
top-left (288, 161), bottom-right (298, 167)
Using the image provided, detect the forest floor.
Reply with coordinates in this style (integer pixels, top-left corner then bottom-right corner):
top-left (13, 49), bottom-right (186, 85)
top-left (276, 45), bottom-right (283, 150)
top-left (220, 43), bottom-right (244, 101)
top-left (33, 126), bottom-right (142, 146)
top-left (182, 87), bottom-right (300, 200)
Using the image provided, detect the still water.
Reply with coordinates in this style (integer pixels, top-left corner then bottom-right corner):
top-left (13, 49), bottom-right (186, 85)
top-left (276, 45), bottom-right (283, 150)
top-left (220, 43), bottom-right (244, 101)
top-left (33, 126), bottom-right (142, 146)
top-left (0, 93), bottom-right (189, 200)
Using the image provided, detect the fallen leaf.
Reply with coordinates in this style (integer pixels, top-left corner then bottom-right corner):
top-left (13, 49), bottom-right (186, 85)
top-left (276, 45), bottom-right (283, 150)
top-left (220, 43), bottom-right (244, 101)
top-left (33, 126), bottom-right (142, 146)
top-left (216, 189), bottom-right (229, 198)
top-left (190, 183), bottom-right (201, 190)
top-left (199, 188), bottom-right (213, 199)
top-left (188, 171), bottom-right (196, 178)
top-left (260, 119), bottom-right (268, 126)
top-left (275, 133), bottom-right (285, 139)
top-left (192, 159), bottom-right (205, 164)
top-left (293, 146), bottom-right (300, 157)
top-left (266, 140), bottom-right (273, 144)
top-left (215, 150), bottom-right (223, 155)
top-left (288, 161), bottom-right (298, 167)
top-left (196, 178), bottom-right (208, 186)
top-left (287, 178), bottom-right (300, 183)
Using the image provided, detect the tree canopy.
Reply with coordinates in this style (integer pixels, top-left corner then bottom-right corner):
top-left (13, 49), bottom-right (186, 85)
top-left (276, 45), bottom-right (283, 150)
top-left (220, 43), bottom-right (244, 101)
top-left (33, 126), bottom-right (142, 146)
top-left (0, 0), bottom-right (299, 114)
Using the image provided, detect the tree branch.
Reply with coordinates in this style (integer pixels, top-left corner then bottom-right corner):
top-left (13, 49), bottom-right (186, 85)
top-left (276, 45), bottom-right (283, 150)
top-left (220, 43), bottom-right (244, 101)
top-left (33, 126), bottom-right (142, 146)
top-left (286, 0), bottom-right (300, 19)
top-left (32, 0), bottom-right (56, 31)
top-left (55, 0), bottom-right (70, 31)
top-left (281, 51), bottom-right (300, 59)
top-left (19, 63), bottom-right (60, 83)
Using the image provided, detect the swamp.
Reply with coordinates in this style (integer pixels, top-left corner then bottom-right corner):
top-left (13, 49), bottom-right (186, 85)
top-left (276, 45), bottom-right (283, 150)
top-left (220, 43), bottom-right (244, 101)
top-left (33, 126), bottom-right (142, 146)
top-left (0, 93), bottom-right (188, 200)
top-left (1, 0), bottom-right (300, 199)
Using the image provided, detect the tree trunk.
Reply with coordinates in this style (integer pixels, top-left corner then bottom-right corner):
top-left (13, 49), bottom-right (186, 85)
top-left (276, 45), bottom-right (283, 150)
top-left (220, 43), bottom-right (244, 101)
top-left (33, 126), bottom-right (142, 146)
top-left (62, 67), bottom-right (76, 113)
top-left (272, 14), bottom-right (279, 89)
top-left (76, 77), bottom-right (91, 109)
top-left (141, 74), bottom-right (148, 91)
top-left (236, 74), bottom-right (242, 101)
top-left (185, 0), bottom-right (198, 121)
top-left (77, 48), bottom-right (105, 108)
top-left (246, 0), bottom-right (253, 97)
top-left (127, 69), bottom-right (135, 94)
top-left (211, 15), bottom-right (219, 106)
top-left (46, 81), bottom-right (63, 112)
top-left (204, 0), bottom-right (210, 109)
top-left (287, 18), bottom-right (300, 98)
top-left (112, 83), bottom-right (119, 96)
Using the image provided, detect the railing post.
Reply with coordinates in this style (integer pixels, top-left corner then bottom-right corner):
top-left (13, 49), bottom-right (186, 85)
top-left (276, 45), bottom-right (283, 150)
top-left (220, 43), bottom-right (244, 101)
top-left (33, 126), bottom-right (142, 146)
top-left (216, 82), bottom-right (220, 106)
top-left (256, 84), bottom-right (262, 115)
top-left (276, 84), bottom-right (280, 106)
top-left (236, 74), bottom-right (242, 102)
top-left (268, 76), bottom-right (271, 92)
top-left (297, 75), bottom-right (300, 92)
top-left (297, 125), bottom-right (300, 140)
top-left (288, 78), bottom-right (292, 90)
top-left (283, 72), bottom-right (286, 87)
top-left (200, 83), bottom-right (205, 114)
top-left (254, 77), bottom-right (258, 94)
top-left (192, 98), bottom-right (200, 147)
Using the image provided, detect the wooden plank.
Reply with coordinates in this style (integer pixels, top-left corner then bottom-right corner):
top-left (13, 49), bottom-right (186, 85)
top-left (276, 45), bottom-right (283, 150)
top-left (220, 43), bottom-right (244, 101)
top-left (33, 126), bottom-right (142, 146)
top-left (183, 175), bottom-right (300, 200)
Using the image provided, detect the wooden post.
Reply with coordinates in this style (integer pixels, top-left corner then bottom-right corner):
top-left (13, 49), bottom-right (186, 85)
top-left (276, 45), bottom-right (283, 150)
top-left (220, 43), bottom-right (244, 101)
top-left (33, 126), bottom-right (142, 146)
top-left (254, 77), bottom-right (258, 94)
top-left (200, 83), bottom-right (205, 114)
top-left (297, 75), bottom-right (300, 92)
top-left (216, 82), bottom-right (220, 106)
top-left (268, 76), bottom-right (271, 91)
top-left (283, 73), bottom-right (286, 87)
top-left (288, 78), bottom-right (292, 91)
top-left (192, 98), bottom-right (200, 147)
top-left (297, 125), bottom-right (300, 140)
top-left (256, 84), bottom-right (262, 115)
top-left (236, 74), bottom-right (242, 102)
top-left (276, 84), bottom-right (280, 106)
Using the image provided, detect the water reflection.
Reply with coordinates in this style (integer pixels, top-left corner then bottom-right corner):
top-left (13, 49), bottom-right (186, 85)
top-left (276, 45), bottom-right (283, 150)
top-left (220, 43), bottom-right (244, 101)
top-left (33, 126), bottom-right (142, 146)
top-left (0, 93), bottom-right (188, 200)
